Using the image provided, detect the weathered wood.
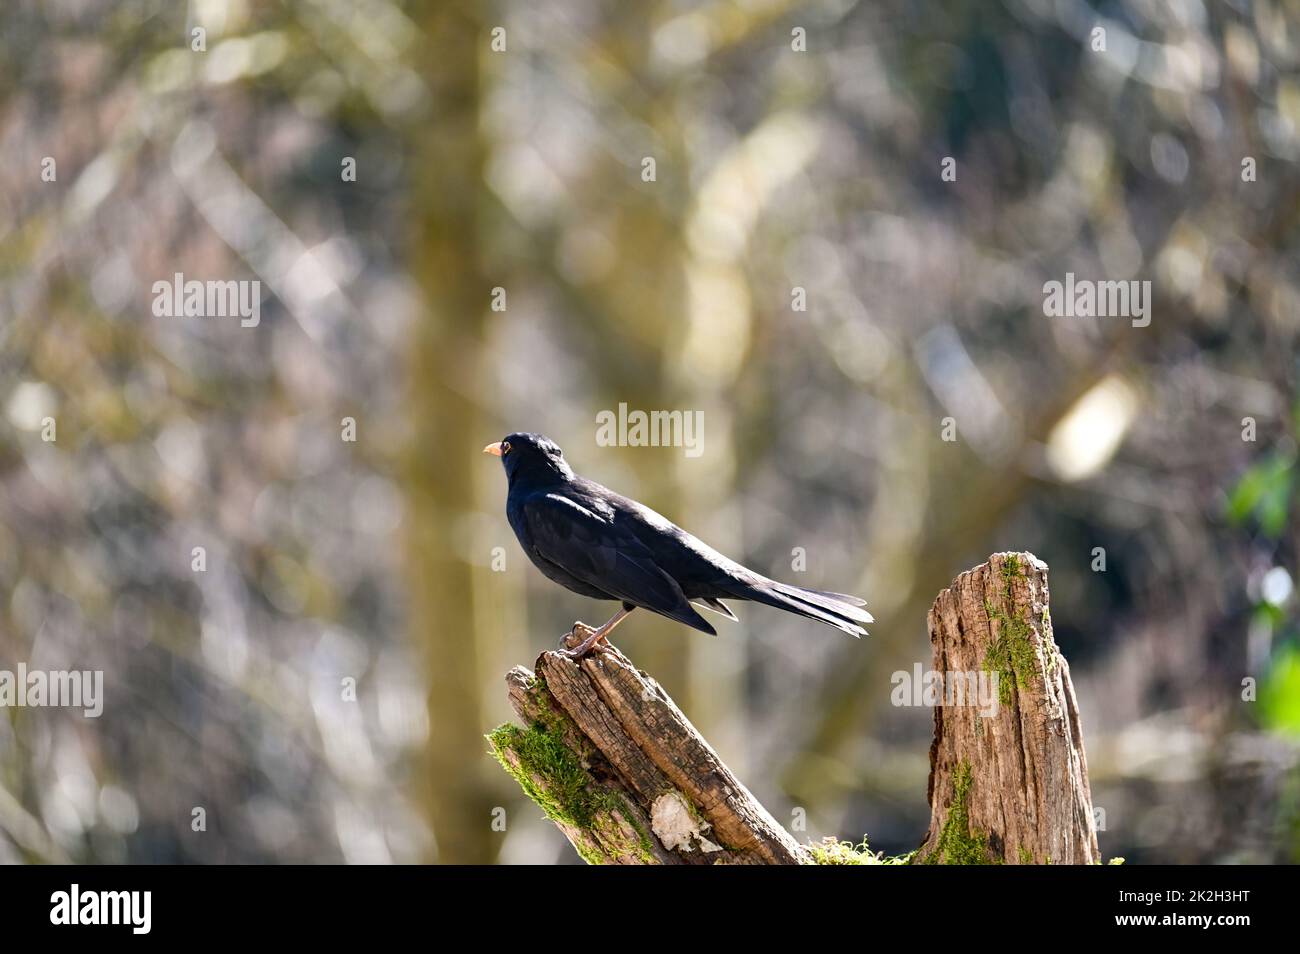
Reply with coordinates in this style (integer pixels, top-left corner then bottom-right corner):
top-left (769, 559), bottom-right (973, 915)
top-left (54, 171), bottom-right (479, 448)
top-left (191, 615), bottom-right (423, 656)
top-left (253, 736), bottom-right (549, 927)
top-left (917, 552), bottom-right (1099, 864)
top-left (489, 634), bottom-right (807, 864)
top-left (491, 667), bottom-right (676, 864)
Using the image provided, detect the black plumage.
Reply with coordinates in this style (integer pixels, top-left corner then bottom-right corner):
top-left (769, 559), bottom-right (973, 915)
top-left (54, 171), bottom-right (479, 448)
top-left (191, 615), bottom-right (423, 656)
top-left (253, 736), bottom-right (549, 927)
top-left (485, 432), bottom-right (872, 656)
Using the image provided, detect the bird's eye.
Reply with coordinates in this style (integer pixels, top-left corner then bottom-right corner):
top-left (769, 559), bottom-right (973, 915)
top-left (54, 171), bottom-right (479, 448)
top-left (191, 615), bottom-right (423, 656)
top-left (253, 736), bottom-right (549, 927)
top-left (501, 441), bottom-right (512, 455)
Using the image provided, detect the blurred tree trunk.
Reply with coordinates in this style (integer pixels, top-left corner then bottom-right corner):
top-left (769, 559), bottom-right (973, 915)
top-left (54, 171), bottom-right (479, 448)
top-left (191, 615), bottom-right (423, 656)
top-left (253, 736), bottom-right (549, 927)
top-left (403, 2), bottom-right (495, 864)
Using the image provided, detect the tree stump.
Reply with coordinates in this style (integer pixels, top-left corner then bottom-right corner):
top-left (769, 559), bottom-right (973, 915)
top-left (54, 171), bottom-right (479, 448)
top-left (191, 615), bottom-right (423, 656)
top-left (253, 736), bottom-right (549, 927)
top-left (917, 552), bottom-right (1099, 864)
top-left (489, 552), bottom-right (1099, 864)
top-left (488, 638), bottom-right (807, 864)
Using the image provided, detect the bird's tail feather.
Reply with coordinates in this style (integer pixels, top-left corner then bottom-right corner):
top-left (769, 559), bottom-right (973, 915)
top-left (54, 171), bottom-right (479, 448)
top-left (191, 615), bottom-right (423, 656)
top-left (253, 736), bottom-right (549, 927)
top-left (721, 578), bottom-right (872, 637)
top-left (692, 597), bottom-right (739, 621)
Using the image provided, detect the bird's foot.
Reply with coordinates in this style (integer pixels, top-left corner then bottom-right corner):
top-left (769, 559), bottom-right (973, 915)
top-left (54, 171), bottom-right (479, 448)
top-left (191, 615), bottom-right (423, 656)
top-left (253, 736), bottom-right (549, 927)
top-left (559, 622), bottom-right (596, 650)
top-left (558, 622), bottom-right (611, 659)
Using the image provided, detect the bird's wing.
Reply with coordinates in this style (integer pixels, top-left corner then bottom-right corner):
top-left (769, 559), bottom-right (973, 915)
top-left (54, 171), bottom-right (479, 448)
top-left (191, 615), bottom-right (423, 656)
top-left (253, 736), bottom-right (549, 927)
top-left (520, 492), bottom-right (716, 635)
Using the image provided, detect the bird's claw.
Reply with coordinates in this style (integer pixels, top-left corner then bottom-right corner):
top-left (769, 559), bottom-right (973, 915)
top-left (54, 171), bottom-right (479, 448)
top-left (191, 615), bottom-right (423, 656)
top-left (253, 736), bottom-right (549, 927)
top-left (559, 622), bottom-right (597, 651)
top-left (558, 622), bottom-right (612, 659)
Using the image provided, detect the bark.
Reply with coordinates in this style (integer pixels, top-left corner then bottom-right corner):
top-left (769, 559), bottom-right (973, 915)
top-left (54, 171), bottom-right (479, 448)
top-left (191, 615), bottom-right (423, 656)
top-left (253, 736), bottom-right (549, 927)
top-left (917, 552), bottom-right (1099, 864)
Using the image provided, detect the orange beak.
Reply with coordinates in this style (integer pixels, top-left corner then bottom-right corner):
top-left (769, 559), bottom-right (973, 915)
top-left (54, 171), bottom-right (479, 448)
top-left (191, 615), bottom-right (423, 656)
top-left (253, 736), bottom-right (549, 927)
top-left (482, 442), bottom-right (504, 457)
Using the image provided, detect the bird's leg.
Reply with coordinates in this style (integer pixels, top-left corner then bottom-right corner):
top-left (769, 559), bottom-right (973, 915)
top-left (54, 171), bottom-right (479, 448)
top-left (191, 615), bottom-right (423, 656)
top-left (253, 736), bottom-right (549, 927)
top-left (562, 607), bottom-right (633, 658)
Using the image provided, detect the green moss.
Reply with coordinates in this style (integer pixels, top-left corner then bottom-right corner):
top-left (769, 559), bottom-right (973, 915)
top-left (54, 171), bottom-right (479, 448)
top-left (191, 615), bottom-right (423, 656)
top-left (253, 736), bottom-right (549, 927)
top-left (984, 612), bottom-right (1037, 704)
top-left (1018, 845), bottom-right (1033, 865)
top-left (487, 721), bottom-right (655, 863)
top-left (488, 722), bottom-right (593, 825)
top-left (809, 835), bottom-right (913, 865)
top-left (982, 555), bottom-right (1040, 705)
top-left (919, 761), bottom-right (997, 865)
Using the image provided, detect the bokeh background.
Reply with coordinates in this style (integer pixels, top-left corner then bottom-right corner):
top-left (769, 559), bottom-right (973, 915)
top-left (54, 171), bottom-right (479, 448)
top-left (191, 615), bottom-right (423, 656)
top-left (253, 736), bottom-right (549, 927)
top-left (2, 0), bottom-right (1298, 864)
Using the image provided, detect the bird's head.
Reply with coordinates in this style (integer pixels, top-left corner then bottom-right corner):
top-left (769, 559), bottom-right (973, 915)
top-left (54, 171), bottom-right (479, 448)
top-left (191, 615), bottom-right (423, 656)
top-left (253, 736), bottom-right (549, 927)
top-left (483, 432), bottom-right (574, 483)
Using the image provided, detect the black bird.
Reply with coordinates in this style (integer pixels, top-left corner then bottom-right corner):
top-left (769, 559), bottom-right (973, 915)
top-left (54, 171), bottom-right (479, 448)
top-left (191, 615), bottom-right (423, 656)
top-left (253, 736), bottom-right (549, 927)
top-left (485, 432), bottom-right (872, 657)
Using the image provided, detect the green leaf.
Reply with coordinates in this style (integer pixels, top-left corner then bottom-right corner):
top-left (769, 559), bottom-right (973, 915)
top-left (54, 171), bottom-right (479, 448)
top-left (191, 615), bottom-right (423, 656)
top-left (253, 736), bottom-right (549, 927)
top-left (1259, 644), bottom-right (1300, 737)
top-left (1226, 453), bottom-right (1295, 538)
